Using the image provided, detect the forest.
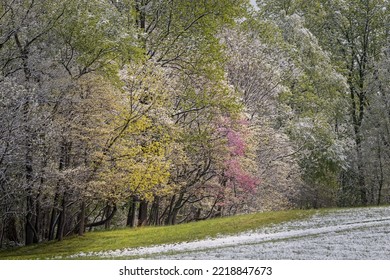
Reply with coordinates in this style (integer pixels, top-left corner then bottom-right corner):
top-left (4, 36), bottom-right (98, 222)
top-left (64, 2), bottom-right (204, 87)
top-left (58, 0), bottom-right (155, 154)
top-left (0, 0), bottom-right (389, 248)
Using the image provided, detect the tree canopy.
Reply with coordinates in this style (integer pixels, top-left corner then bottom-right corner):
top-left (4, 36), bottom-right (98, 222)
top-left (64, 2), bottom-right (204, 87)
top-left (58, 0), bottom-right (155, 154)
top-left (1, 0), bottom-right (389, 248)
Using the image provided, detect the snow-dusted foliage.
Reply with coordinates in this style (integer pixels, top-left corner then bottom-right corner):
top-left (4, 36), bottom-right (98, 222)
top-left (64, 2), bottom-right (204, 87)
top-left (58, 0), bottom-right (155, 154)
top-left (1, 0), bottom-right (390, 250)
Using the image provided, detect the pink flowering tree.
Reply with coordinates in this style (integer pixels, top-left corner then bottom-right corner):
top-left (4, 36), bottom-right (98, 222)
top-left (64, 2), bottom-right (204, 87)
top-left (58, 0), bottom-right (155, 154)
top-left (215, 116), bottom-right (260, 215)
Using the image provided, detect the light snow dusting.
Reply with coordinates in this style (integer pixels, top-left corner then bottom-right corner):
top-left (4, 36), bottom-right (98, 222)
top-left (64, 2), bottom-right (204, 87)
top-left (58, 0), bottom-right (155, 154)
top-left (70, 206), bottom-right (390, 260)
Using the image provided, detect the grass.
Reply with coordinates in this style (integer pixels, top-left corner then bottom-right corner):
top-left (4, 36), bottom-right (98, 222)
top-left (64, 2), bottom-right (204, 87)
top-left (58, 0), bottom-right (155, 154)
top-left (0, 209), bottom-right (316, 260)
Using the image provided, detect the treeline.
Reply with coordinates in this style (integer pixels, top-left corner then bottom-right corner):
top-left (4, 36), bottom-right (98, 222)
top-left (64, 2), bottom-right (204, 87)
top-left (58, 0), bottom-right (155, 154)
top-left (1, 0), bottom-right (389, 248)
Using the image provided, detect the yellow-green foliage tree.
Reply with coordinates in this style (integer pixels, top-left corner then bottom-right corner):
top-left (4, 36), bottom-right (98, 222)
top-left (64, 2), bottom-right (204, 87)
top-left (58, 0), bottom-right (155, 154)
top-left (91, 62), bottom-right (177, 226)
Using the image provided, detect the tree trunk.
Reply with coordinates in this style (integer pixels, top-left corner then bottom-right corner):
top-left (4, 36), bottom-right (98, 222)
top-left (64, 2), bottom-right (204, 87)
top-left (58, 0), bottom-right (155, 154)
top-left (6, 215), bottom-right (19, 244)
top-left (17, 32), bottom-right (36, 246)
top-left (78, 200), bottom-right (86, 236)
top-left (138, 200), bottom-right (148, 227)
top-left (356, 140), bottom-right (367, 205)
top-left (126, 197), bottom-right (137, 227)
top-left (85, 204), bottom-right (117, 228)
top-left (165, 195), bottom-right (175, 225)
top-left (166, 193), bottom-right (185, 225)
top-left (48, 191), bottom-right (60, 241)
top-left (148, 196), bottom-right (160, 226)
top-left (25, 196), bottom-right (36, 245)
top-left (104, 204), bottom-right (112, 229)
top-left (24, 121), bottom-right (36, 245)
top-left (377, 136), bottom-right (384, 205)
top-left (34, 194), bottom-right (41, 243)
top-left (56, 141), bottom-right (71, 241)
top-left (56, 193), bottom-right (66, 241)
top-left (0, 224), bottom-right (4, 248)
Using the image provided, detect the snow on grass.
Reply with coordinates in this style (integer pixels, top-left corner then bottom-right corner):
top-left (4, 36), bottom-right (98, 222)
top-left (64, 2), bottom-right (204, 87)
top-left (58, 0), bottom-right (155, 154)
top-left (69, 206), bottom-right (390, 259)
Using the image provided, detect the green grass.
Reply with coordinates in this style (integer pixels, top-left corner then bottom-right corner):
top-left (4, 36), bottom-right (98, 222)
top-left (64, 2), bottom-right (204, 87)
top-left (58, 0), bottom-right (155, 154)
top-left (0, 209), bottom-right (316, 260)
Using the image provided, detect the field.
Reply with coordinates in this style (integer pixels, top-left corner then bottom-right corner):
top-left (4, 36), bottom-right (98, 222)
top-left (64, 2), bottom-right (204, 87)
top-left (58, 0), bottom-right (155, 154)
top-left (2, 206), bottom-right (389, 260)
top-left (0, 209), bottom-right (313, 260)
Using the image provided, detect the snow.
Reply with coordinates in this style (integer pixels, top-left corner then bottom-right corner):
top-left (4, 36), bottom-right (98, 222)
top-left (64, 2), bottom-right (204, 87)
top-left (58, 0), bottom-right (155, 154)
top-left (250, 0), bottom-right (259, 10)
top-left (69, 206), bottom-right (390, 259)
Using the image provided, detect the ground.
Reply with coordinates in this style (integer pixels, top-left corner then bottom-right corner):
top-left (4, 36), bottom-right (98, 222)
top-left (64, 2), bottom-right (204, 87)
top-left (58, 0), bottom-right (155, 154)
top-left (71, 206), bottom-right (390, 260)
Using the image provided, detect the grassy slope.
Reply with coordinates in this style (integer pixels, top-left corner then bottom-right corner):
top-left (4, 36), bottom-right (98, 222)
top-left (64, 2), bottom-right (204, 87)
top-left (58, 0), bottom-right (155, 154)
top-left (0, 209), bottom-right (316, 260)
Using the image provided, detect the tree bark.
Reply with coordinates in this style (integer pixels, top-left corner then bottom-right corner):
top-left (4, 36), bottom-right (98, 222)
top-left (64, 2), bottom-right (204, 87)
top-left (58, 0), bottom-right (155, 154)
top-left (137, 200), bottom-right (148, 227)
top-left (148, 196), bottom-right (160, 226)
top-left (166, 193), bottom-right (184, 225)
top-left (48, 191), bottom-right (60, 241)
top-left (5, 215), bottom-right (19, 244)
top-left (78, 200), bottom-right (86, 236)
top-left (85, 205), bottom-right (117, 228)
top-left (56, 194), bottom-right (66, 241)
top-left (126, 197), bottom-right (137, 227)
top-left (376, 136), bottom-right (384, 205)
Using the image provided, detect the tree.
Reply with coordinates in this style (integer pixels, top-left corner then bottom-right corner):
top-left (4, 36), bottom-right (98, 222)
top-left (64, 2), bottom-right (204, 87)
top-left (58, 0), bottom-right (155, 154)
top-left (92, 62), bottom-right (176, 227)
top-left (222, 24), bottom-right (304, 210)
top-left (362, 44), bottom-right (390, 205)
top-left (0, 0), bottom-right (140, 245)
top-left (317, 0), bottom-right (389, 205)
top-left (255, 0), bottom-right (390, 206)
